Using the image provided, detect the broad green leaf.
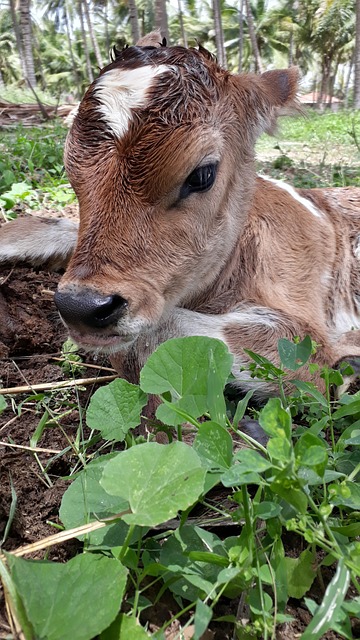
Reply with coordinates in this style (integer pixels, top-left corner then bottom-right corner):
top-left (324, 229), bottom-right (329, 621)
top-left (221, 465), bottom-right (263, 487)
top-left (207, 349), bottom-right (227, 424)
top-left (248, 588), bottom-right (273, 614)
top-left (278, 335), bottom-right (312, 371)
top-left (0, 396), bottom-right (7, 413)
top-left (193, 422), bottom-right (233, 470)
top-left (8, 553), bottom-right (128, 640)
top-left (329, 482), bottom-right (360, 509)
top-left (159, 526), bottom-right (226, 601)
top-left (267, 437), bottom-right (292, 463)
top-left (285, 549), bottom-right (315, 599)
top-left (101, 442), bottom-right (206, 526)
top-left (99, 614), bottom-right (151, 639)
top-left (270, 475), bottom-right (308, 514)
top-left (194, 599), bottom-right (212, 640)
top-left (301, 559), bottom-right (350, 640)
top-left (255, 501), bottom-right (281, 520)
top-left (259, 398), bottom-right (291, 439)
top-left (59, 455), bottom-right (136, 547)
top-left (140, 337), bottom-right (233, 426)
top-left (235, 448), bottom-right (273, 472)
top-left (86, 379), bottom-right (147, 442)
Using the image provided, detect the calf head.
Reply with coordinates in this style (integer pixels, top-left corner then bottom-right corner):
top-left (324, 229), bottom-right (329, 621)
top-left (56, 37), bottom-right (299, 352)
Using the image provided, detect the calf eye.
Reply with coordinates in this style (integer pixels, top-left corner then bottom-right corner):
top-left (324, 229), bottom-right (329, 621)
top-left (181, 163), bottom-right (218, 199)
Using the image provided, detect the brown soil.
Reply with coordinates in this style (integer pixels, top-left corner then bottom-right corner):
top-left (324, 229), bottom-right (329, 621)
top-left (0, 217), bottom-right (358, 640)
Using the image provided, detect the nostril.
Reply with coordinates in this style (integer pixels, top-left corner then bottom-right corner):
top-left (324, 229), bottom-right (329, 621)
top-left (54, 289), bottom-right (128, 329)
top-left (92, 295), bottom-right (126, 323)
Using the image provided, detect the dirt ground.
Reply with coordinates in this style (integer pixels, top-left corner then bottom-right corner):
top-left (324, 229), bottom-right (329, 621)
top-left (0, 211), bottom-right (359, 639)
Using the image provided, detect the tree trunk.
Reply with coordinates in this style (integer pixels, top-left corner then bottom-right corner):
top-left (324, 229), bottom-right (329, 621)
top-left (79, 0), bottom-right (94, 83)
top-left (128, 0), bottom-right (140, 44)
top-left (212, 0), bottom-right (227, 69)
top-left (344, 53), bottom-right (354, 108)
top-left (244, 0), bottom-right (263, 73)
top-left (82, 0), bottom-right (103, 69)
top-left (355, 0), bottom-right (360, 108)
top-left (177, 0), bottom-right (187, 47)
top-left (64, 0), bottom-right (82, 97)
top-left (155, 0), bottom-right (169, 44)
top-left (238, 0), bottom-right (244, 72)
top-left (18, 0), bottom-right (37, 86)
top-left (9, 0), bottom-right (27, 80)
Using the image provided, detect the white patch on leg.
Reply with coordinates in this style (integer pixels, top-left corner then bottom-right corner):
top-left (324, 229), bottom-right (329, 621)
top-left (353, 234), bottom-right (360, 259)
top-left (95, 65), bottom-right (171, 138)
top-left (261, 175), bottom-right (323, 219)
top-left (334, 307), bottom-right (360, 336)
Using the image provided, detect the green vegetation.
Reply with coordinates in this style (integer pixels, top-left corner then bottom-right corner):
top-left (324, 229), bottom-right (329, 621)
top-left (1, 335), bottom-right (360, 639)
top-left (0, 121), bottom-right (73, 213)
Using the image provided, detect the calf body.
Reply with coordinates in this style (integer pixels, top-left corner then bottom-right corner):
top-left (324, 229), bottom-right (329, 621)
top-left (1, 38), bottom-right (360, 393)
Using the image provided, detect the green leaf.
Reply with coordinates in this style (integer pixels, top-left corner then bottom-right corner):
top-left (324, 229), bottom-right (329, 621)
top-left (140, 337), bottom-right (233, 426)
top-left (285, 549), bottom-right (315, 599)
top-left (259, 398), bottom-right (292, 439)
top-left (221, 465), bottom-right (263, 487)
top-left (232, 390), bottom-right (255, 426)
top-left (301, 559), bottom-right (350, 640)
top-left (255, 501), bottom-right (281, 520)
top-left (99, 614), bottom-right (151, 639)
top-left (86, 379), bottom-right (147, 442)
top-left (194, 599), bottom-right (212, 640)
top-left (235, 448), bottom-right (273, 472)
top-left (278, 335), bottom-right (313, 371)
top-left (101, 442), bottom-right (206, 526)
top-left (0, 396), bottom-right (7, 413)
top-left (193, 422), bottom-right (233, 470)
top-left (59, 455), bottom-right (135, 547)
top-left (295, 433), bottom-right (328, 477)
top-left (7, 553), bottom-right (128, 640)
top-left (328, 482), bottom-right (360, 509)
top-left (270, 474), bottom-right (308, 514)
top-left (292, 380), bottom-right (328, 408)
top-left (332, 399), bottom-right (360, 420)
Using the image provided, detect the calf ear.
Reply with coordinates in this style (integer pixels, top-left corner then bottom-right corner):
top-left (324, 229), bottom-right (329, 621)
top-left (136, 30), bottom-right (163, 48)
top-left (260, 67), bottom-right (299, 110)
top-left (231, 67), bottom-right (301, 137)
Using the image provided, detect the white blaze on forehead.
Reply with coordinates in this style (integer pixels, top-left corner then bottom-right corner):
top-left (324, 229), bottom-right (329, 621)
top-left (95, 64), bottom-right (171, 138)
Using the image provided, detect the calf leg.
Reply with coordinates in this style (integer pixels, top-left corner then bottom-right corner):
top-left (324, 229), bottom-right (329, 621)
top-left (0, 218), bottom-right (78, 270)
top-left (110, 305), bottom-right (360, 396)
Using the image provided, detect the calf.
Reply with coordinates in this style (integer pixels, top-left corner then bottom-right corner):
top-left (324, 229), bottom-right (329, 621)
top-left (1, 35), bottom-right (360, 395)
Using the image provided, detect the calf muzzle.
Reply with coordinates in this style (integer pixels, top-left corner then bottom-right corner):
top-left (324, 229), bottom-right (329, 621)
top-left (54, 288), bottom-right (128, 330)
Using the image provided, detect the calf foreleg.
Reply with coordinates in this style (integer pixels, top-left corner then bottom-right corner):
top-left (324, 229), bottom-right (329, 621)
top-left (111, 305), bottom-right (360, 396)
top-left (0, 218), bottom-right (78, 270)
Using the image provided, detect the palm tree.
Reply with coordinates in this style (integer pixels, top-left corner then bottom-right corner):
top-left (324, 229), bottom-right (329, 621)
top-left (19, 0), bottom-right (37, 86)
top-left (127, 0), bottom-right (140, 43)
top-left (244, 0), bottom-right (263, 72)
top-left (213, 0), bottom-right (227, 67)
top-left (155, 0), bottom-right (169, 42)
top-left (355, 0), bottom-right (360, 107)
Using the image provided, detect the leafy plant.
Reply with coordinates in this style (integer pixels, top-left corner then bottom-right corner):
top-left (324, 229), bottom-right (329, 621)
top-left (2, 336), bottom-right (359, 639)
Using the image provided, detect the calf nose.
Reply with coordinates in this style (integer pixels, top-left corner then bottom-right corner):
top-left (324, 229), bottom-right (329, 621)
top-left (54, 289), bottom-right (128, 329)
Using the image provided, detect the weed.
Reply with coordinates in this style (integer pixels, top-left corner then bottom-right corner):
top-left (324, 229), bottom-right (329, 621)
top-left (2, 336), bottom-right (359, 639)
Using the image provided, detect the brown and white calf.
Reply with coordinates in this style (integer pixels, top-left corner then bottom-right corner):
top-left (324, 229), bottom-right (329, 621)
top-left (1, 35), bottom-right (360, 395)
